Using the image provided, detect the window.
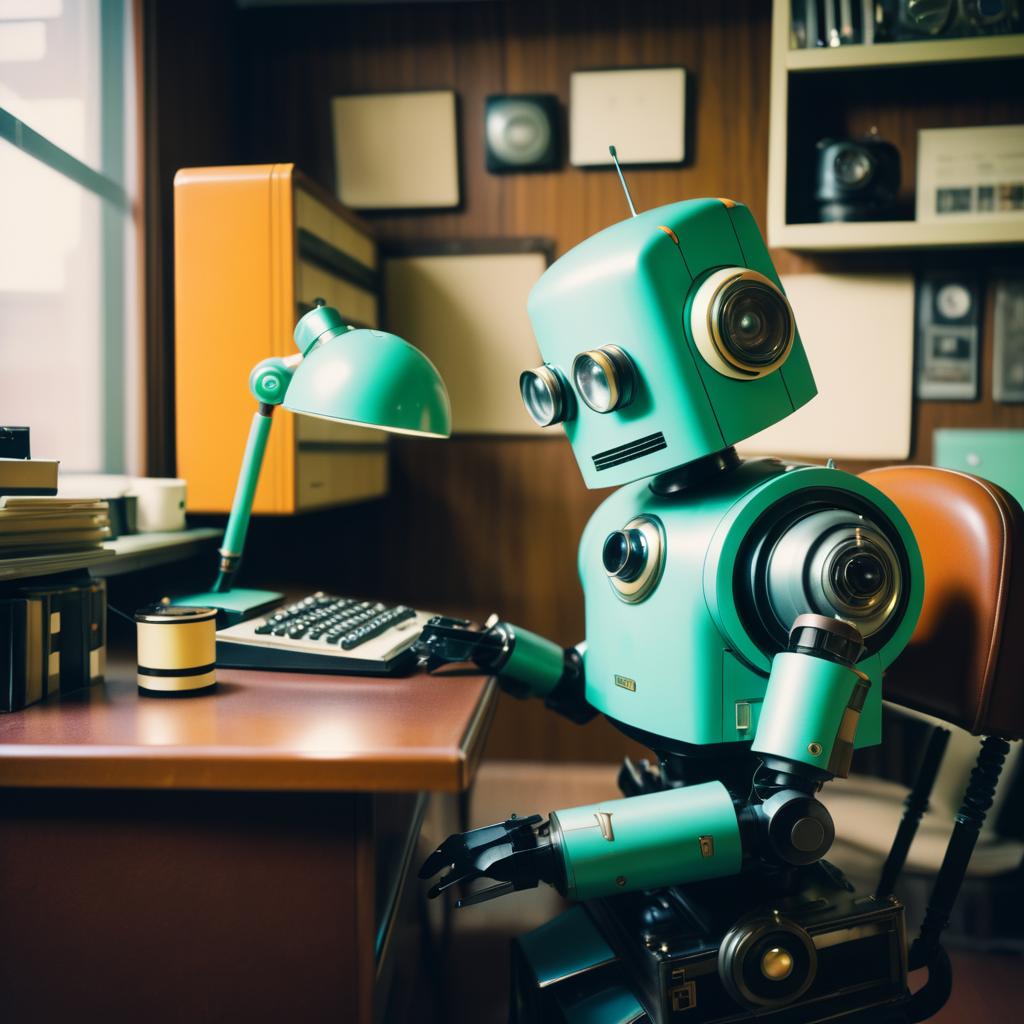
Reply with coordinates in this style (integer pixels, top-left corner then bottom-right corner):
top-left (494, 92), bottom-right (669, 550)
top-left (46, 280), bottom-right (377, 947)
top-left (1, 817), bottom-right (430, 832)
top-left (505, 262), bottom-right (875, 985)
top-left (0, 0), bottom-right (140, 473)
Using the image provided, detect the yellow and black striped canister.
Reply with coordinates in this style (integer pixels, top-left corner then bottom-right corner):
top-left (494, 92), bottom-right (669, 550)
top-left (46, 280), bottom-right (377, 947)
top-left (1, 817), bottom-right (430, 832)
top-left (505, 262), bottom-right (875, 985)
top-left (135, 604), bottom-right (217, 696)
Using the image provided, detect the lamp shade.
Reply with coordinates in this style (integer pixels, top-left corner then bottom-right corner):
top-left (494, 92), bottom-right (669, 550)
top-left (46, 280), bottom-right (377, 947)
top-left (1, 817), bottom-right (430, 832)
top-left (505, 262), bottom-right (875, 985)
top-left (283, 327), bottom-right (451, 438)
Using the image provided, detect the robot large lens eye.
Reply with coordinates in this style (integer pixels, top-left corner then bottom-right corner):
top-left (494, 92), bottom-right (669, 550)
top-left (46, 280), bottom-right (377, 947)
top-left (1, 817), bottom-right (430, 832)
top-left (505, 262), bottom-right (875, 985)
top-left (519, 365), bottom-right (571, 427)
top-left (718, 282), bottom-right (792, 368)
top-left (572, 346), bottom-right (636, 413)
top-left (690, 268), bottom-right (795, 379)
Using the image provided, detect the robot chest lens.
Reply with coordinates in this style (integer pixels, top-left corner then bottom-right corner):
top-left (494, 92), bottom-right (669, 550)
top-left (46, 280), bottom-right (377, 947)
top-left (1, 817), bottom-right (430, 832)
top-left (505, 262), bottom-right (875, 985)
top-left (602, 515), bottom-right (665, 604)
top-left (602, 529), bottom-right (648, 582)
top-left (763, 508), bottom-right (903, 641)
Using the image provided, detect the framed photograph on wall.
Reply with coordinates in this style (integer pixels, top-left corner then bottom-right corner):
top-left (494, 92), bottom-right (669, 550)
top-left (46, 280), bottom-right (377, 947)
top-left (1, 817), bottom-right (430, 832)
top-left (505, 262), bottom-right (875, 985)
top-left (916, 124), bottom-right (1024, 224)
top-left (332, 90), bottom-right (461, 210)
top-left (569, 67), bottom-right (687, 167)
top-left (382, 239), bottom-right (553, 434)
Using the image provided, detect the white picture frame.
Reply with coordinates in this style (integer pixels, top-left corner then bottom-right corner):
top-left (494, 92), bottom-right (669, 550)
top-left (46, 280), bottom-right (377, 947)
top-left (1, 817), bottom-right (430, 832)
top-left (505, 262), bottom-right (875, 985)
top-left (916, 124), bottom-right (1024, 224)
top-left (570, 67), bottom-right (687, 167)
top-left (382, 243), bottom-right (550, 435)
top-left (332, 90), bottom-right (460, 210)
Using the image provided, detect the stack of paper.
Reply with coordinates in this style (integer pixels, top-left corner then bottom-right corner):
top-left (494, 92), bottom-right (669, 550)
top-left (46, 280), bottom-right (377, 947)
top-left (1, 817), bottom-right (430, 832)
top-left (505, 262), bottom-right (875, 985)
top-left (0, 497), bottom-right (112, 578)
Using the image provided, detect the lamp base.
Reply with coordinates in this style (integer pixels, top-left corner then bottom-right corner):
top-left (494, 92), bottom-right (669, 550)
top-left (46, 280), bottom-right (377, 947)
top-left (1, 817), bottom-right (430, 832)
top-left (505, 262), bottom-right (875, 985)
top-left (169, 588), bottom-right (283, 627)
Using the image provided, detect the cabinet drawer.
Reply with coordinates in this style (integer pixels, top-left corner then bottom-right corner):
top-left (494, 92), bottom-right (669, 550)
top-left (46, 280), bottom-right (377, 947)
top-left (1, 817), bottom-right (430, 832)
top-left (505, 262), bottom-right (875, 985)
top-left (297, 259), bottom-right (378, 329)
top-left (295, 186), bottom-right (376, 272)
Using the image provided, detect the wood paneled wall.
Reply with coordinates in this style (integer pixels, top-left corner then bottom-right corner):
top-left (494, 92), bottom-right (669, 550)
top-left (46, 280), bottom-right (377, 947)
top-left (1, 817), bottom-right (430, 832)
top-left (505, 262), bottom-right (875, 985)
top-left (148, 0), bottom-right (1023, 765)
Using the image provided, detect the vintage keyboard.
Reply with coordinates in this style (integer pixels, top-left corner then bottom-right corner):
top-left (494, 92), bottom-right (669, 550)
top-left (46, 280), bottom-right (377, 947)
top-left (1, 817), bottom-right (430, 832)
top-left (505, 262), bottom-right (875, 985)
top-left (216, 592), bottom-right (432, 676)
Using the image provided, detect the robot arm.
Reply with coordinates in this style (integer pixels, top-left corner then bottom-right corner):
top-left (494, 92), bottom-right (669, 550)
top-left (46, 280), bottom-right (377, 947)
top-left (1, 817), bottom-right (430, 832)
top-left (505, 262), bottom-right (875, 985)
top-left (414, 615), bottom-right (595, 724)
top-left (421, 780), bottom-right (746, 906)
top-left (420, 615), bottom-right (870, 908)
top-left (751, 614), bottom-right (870, 788)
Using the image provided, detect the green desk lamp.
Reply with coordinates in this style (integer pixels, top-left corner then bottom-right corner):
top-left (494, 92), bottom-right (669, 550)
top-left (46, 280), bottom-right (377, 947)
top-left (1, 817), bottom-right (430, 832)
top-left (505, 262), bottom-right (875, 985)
top-left (173, 302), bottom-right (451, 624)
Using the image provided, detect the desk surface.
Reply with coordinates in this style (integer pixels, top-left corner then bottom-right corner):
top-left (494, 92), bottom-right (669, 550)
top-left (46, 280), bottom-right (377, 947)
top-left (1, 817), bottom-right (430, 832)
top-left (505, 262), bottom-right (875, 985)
top-left (0, 661), bottom-right (496, 794)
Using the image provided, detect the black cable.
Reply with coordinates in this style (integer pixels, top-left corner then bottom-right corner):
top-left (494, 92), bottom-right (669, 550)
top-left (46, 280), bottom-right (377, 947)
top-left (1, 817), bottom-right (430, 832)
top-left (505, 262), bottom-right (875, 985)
top-left (876, 725), bottom-right (951, 900)
top-left (107, 603), bottom-right (137, 626)
top-left (909, 734), bottom-right (1010, 971)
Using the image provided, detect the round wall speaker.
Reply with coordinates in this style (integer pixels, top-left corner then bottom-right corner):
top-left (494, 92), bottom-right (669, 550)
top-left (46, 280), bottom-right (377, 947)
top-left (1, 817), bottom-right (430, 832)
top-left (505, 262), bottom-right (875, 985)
top-left (485, 94), bottom-right (559, 173)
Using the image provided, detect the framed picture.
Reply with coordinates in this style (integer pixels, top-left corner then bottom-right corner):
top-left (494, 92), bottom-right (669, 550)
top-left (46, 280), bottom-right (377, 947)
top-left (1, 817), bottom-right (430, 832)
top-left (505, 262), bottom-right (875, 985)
top-left (382, 240), bottom-right (553, 434)
top-left (569, 67), bottom-right (687, 167)
top-left (916, 124), bottom-right (1024, 224)
top-left (332, 90), bottom-right (460, 210)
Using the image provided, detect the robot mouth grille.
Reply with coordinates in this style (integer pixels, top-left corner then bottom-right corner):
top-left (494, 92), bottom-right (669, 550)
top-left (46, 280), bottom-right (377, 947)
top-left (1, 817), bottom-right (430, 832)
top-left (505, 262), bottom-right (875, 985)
top-left (592, 432), bottom-right (667, 471)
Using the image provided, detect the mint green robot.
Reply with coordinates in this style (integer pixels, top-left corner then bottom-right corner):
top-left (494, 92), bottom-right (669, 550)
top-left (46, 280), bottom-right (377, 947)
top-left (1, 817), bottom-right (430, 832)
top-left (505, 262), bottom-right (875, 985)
top-left (418, 166), bottom-right (923, 1018)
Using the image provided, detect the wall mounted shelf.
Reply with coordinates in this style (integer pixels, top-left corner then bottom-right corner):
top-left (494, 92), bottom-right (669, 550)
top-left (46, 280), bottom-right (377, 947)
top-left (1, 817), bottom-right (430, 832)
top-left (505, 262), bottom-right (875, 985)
top-left (768, 2), bottom-right (1024, 252)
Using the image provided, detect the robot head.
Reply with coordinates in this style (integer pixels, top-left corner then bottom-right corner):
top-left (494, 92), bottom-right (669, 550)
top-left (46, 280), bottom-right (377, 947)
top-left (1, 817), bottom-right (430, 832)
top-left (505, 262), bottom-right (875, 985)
top-left (520, 197), bottom-right (817, 489)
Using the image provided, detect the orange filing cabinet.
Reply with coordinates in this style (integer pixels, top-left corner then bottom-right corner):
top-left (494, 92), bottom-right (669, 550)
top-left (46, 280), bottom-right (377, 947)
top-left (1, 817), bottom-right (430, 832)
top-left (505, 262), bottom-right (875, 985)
top-left (174, 163), bottom-right (388, 515)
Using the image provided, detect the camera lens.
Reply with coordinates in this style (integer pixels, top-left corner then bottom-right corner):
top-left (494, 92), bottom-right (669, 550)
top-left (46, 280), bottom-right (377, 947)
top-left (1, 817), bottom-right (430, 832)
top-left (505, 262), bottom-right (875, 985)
top-left (572, 346), bottom-right (637, 413)
top-left (719, 916), bottom-right (818, 1009)
top-left (829, 541), bottom-right (892, 611)
top-left (519, 366), bottom-right (570, 427)
top-left (833, 147), bottom-right (873, 188)
top-left (690, 268), bottom-right (796, 379)
top-left (602, 528), bottom-right (647, 582)
top-left (842, 551), bottom-right (886, 599)
top-left (717, 281), bottom-right (793, 368)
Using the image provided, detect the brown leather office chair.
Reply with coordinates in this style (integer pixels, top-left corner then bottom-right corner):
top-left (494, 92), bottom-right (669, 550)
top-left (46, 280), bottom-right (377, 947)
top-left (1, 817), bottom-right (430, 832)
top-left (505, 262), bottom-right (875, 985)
top-left (863, 465), bottom-right (1024, 740)
top-left (860, 465), bottom-right (1024, 1020)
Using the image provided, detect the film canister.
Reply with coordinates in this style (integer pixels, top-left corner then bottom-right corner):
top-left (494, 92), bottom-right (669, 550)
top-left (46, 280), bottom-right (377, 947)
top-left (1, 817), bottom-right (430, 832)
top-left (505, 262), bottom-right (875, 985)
top-left (135, 604), bottom-right (217, 696)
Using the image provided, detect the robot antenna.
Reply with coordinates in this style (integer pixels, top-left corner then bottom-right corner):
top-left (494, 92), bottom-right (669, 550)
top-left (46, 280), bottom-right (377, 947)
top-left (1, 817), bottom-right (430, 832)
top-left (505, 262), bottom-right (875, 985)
top-left (609, 145), bottom-right (639, 218)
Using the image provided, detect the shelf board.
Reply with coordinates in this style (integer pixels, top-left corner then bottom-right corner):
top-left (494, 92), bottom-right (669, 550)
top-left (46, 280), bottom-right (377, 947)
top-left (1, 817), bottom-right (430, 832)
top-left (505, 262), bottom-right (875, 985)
top-left (94, 527), bottom-right (222, 578)
top-left (770, 218), bottom-right (1024, 252)
top-left (786, 33), bottom-right (1024, 72)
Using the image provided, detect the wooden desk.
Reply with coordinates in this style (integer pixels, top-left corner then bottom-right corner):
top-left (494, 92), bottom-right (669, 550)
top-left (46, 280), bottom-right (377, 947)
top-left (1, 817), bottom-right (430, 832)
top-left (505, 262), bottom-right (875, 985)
top-left (0, 662), bottom-right (496, 1023)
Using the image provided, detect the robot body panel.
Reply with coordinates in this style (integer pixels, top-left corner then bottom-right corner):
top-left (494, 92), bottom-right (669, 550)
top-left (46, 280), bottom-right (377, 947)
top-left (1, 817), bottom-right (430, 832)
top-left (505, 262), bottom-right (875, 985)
top-left (579, 460), bottom-right (923, 752)
top-left (578, 460), bottom-right (783, 746)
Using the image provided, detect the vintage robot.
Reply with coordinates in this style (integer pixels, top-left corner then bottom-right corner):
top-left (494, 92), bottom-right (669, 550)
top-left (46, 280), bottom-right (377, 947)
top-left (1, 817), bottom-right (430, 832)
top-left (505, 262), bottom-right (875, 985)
top-left (417, 165), bottom-right (925, 1021)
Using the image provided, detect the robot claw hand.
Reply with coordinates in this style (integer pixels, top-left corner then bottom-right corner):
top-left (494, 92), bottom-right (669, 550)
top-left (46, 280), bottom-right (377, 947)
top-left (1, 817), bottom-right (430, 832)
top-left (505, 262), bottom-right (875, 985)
top-left (419, 814), bottom-right (564, 907)
top-left (415, 615), bottom-right (595, 724)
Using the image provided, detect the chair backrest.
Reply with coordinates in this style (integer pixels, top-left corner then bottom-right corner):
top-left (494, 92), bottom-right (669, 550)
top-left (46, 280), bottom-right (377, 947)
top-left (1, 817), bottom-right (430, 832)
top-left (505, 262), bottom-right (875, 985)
top-left (861, 466), bottom-right (1024, 741)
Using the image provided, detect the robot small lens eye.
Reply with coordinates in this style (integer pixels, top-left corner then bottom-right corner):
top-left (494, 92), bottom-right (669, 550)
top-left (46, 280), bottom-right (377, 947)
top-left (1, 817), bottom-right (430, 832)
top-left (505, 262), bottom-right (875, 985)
top-left (572, 346), bottom-right (637, 413)
top-left (519, 366), bottom-right (571, 427)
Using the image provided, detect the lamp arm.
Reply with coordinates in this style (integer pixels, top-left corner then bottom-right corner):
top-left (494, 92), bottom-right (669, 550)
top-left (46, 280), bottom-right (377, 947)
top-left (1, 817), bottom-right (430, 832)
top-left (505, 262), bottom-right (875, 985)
top-left (211, 357), bottom-right (297, 594)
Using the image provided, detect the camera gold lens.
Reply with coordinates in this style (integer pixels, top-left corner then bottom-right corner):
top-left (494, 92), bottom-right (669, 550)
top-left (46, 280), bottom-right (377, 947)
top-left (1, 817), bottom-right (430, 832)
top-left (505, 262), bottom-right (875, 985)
top-left (761, 947), bottom-right (795, 981)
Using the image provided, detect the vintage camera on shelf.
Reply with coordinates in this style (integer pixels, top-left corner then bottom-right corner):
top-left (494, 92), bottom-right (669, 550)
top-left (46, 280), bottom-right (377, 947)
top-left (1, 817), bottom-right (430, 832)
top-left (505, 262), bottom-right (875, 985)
top-left (882, 0), bottom-right (1021, 38)
top-left (814, 133), bottom-right (901, 222)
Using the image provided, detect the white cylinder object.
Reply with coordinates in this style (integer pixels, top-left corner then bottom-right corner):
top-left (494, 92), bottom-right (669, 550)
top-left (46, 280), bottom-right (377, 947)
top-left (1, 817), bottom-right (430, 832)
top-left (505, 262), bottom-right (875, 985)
top-left (130, 477), bottom-right (187, 532)
top-left (135, 604), bottom-right (217, 695)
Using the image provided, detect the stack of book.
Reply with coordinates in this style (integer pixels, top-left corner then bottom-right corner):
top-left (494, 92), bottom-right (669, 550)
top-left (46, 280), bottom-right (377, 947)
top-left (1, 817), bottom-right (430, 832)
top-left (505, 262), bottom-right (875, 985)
top-left (0, 458), bottom-right (112, 580)
top-left (0, 443), bottom-right (110, 711)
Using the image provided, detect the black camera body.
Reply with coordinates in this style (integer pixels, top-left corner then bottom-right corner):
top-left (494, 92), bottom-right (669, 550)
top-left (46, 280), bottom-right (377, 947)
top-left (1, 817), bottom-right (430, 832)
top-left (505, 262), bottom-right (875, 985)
top-left (884, 0), bottom-right (1021, 39)
top-left (815, 136), bottom-right (901, 222)
top-left (511, 865), bottom-right (909, 1024)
